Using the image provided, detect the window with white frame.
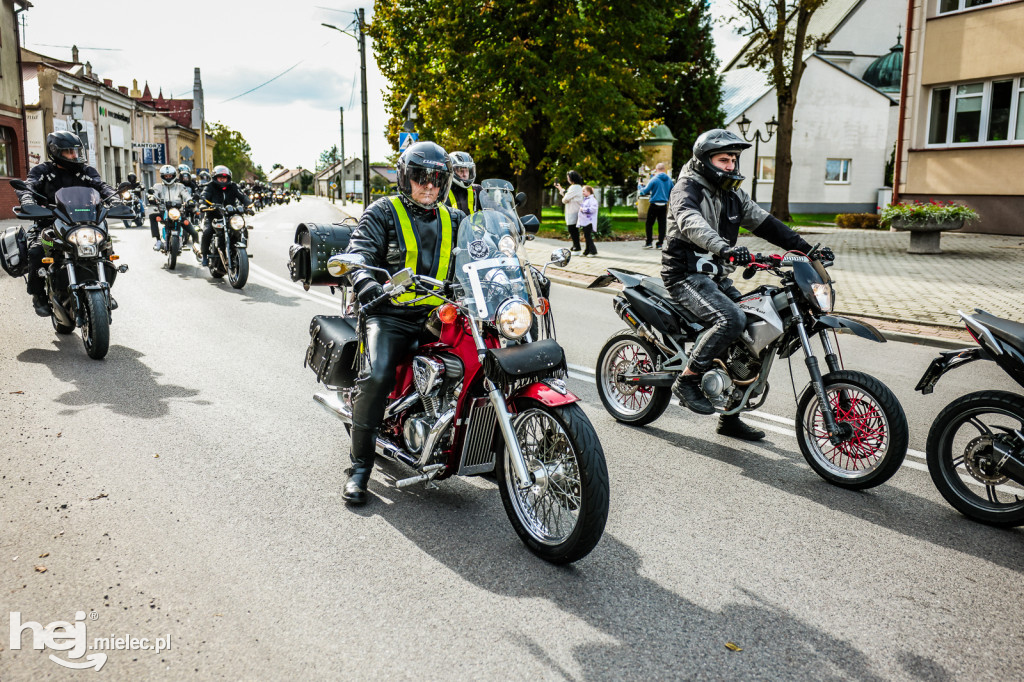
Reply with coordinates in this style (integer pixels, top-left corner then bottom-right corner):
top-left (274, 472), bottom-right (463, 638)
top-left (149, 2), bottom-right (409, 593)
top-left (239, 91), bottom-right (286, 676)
top-left (756, 157), bottom-right (775, 182)
top-left (928, 77), bottom-right (1024, 145)
top-left (825, 159), bottom-right (850, 183)
top-left (938, 0), bottom-right (1011, 14)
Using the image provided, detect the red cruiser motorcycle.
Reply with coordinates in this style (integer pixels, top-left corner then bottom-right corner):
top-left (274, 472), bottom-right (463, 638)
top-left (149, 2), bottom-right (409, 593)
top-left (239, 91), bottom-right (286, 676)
top-left (301, 180), bottom-right (609, 564)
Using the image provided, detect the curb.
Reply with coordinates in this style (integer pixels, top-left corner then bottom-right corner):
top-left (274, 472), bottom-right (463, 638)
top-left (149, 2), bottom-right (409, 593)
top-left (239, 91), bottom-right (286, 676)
top-left (546, 272), bottom-right (969, 351)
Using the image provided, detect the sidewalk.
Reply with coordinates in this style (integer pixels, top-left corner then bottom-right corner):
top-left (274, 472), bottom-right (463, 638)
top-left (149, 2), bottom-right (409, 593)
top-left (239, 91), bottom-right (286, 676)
top-left (316, 200), bottom-right (1024, 346)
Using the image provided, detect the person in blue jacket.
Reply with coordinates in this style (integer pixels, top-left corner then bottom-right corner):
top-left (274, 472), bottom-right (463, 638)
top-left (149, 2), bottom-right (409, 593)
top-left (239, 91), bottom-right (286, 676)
top-left (637, 162), bottom-right (674, 249)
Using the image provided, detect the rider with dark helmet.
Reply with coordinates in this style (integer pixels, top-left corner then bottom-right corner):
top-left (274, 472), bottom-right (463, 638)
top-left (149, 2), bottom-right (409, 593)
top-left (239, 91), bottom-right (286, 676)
top-left (444, 151), bottom-right (481, 215)
top-left (199, 165), bottom-right (251, 266)
top-left (13, 131), bottom-right (117, 316)
top-left (341, 141), bottom-right (467, 506)
top-left (662, 129), bottom-right (831, 440)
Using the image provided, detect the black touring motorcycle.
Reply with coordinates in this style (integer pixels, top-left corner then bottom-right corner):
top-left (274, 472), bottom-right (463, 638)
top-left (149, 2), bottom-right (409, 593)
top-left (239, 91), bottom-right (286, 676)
top-left (199, 203), bottom-right (249, 288)
top-left (591, 246), bottom-right (909, 490)
top-left (2, 180), bottom-right (132, 360)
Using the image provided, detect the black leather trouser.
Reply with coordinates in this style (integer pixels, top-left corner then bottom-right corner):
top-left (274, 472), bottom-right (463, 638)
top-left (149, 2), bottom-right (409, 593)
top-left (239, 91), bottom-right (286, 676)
top-left (349, 314), bottom-right (428, 479)
top-left (25, 225), bottom-right (45, 296)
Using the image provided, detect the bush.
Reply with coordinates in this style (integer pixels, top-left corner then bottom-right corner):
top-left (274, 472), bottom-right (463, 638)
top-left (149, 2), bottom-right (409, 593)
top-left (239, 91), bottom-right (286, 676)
top-left (878, 200), bottom-right (979, 227)
top-left (835, 213), bottom-right (881, 229)
top-left (595, 214), bottom-right (614, 240)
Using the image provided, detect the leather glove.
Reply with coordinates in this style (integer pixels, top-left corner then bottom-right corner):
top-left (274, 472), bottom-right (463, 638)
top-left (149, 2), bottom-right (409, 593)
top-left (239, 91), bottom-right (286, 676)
top-left (819, 246), bottom-right (835, 261)
top-left (720, 245), bottom-right (752, 265)
top-left (356, 281), bottom-right (385, 308)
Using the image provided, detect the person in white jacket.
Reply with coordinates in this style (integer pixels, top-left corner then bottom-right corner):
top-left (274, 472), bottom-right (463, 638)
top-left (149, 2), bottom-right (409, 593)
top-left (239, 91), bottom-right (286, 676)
top-left (554, 170), bottom-right (584, 251)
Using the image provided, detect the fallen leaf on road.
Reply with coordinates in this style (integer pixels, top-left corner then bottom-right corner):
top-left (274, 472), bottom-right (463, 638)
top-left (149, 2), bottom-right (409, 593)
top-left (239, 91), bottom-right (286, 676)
top-left (35, 565), bottom-right (47, 573)
top-left (12, 556), bottom-right (18, 561)
top-left (39, 552), bottom-right (49, 558)
top-left (725, 642), bottom-right (742, 652)
top-left (88, 493), bottom-right (108, 501)
top-left (9, 391), bottom-right (24, 394)
top-left (154, 454), bottom-right (160, 458)
top-left (56, 432), bottom-right (62, 438)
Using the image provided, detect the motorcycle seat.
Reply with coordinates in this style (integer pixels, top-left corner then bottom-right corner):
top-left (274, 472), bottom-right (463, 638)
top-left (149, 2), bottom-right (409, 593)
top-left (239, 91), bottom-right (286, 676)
top-left (637, 276), bottom-right (704, 326)
top-left (974, 310), bottom-right (1024, 355)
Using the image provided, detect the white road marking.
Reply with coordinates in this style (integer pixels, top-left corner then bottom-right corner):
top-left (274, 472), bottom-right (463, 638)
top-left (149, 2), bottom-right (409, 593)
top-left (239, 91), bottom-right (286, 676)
top-left (248, 262), bottom-right (340, 306)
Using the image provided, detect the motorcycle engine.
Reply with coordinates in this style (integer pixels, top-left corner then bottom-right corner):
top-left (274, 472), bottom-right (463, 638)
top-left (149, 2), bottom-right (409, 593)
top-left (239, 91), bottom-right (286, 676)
top-left (726, 344), bottom-right (762, 382)
top-left (402, 355), bottom-right (464, 455)
top-left (700, 368), bottom-right (733, 408)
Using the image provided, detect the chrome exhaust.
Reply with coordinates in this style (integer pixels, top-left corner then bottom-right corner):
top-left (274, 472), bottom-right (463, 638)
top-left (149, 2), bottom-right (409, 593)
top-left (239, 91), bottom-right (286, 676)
top-left (313, 392), bottom-right (419, 468)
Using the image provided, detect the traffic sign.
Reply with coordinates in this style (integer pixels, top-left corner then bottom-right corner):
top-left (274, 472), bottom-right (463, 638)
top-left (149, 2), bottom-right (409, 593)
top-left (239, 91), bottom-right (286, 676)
top-left (330, 183), bottom-right (337, 189)
top-left (399, 132), bottom-right (418, 150)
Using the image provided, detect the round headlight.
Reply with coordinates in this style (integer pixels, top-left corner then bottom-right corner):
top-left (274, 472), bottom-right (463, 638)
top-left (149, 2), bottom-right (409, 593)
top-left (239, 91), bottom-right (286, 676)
top-left (498, 235), bottom-right (517, 257)
top-left (495, 298), bottom-right (533, 340)
top-left (811, 282), bottom-right (834, 313)
top-left (121, 191), bottom-right (131, 200)
top-left (229, 215), bottom-right (245, 230)
top-left (168, 208), bottom-right (181, 221)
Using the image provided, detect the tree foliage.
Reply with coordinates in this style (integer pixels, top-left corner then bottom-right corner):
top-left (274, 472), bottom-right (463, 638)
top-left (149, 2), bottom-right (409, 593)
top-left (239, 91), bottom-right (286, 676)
top-left (370, 0), bottom-right (706, 218)
top-left (207, 122), bottom-right (261, 181)
top-left (727, 0), bottom-right (829, 220)
top-left (316, 145), bottom-right (339, 172)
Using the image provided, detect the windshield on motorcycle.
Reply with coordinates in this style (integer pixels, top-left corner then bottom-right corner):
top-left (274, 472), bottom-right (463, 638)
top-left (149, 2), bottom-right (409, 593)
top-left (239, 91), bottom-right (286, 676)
top-left (454, 195), bottom-right (539, 322)
top-left (54, 187), bottom-right (102, 225)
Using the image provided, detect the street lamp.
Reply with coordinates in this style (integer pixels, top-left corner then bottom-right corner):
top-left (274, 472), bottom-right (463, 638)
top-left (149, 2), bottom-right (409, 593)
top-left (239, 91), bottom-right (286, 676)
top-left (736, 114), bottom-right (778, 205)
top-left (323, 10), bottom-right (370, 207)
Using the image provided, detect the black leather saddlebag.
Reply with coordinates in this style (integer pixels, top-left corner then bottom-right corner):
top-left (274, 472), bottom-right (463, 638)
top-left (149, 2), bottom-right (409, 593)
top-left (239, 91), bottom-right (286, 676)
top-left (0, 226), bottom-right (28, 278)
top-left (484, 339), bottom-right (567, 385)
top-left (305, 315), bottom-right (360, 387)
top-left (288, 221), bottom-right (354, 289)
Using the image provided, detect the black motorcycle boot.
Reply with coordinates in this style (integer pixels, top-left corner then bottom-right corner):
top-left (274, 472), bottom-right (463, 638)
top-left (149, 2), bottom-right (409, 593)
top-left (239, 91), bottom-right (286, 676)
top-left (343, 428), bottom-right (377, 506)
top-left (717, 414), bottom-right (766, 441)
top-left (31, 294), bottom-right (51, 317)
top-left (672, 373), bottom-right (715, 415)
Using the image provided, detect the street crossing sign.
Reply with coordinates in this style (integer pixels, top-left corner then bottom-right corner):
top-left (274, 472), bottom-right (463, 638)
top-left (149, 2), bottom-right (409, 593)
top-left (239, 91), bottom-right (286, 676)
top-left (399, 132), bottom-right (419, 150)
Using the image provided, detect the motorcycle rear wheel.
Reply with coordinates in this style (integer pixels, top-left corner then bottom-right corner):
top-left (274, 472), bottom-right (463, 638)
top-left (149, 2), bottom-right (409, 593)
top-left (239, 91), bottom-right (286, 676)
top-left (795, 370), bottom-right (907, 490)
top-left (82, 289), bottom-right (109, 360)
top-left (228, 248), bottom-right (248, 289)
top-left (926, 391), bottom-right (1024, 527)
top-left (596, 330), bottom-right (671, 426)
top-left (497, 400), bottom-right (609, 564)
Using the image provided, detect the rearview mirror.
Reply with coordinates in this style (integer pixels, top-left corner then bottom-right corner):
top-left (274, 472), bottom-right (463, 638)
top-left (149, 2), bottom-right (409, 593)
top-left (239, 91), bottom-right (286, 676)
top-left (326, 253), bottom-right (365, 277)
top-left (515, 192), bottom-right (527, 207)
top-left (9, 179), bottom-right (28, 191)
top-left (520, 214), bottom-right (540, 234)
top-left (550, 247), bottom-right (571, 267)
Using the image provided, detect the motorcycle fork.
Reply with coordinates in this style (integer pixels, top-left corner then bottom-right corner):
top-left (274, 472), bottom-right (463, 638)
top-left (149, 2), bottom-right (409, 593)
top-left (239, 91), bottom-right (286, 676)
top-left (788, 290), bottom-right (844, 444)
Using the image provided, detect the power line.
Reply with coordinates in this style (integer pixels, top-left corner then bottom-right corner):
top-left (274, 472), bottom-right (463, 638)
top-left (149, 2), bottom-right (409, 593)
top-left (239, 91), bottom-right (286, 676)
top-left (219, 40), bottom-right (333, 104)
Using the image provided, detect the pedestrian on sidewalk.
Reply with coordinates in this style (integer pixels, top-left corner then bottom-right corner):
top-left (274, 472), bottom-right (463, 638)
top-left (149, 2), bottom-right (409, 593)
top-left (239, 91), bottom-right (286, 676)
top-left (555, 170), bottom-right (584, 252)
top-left (638, 162), bottom-right (673, 249)
top-left (578, 185), bottom-right (599, 256)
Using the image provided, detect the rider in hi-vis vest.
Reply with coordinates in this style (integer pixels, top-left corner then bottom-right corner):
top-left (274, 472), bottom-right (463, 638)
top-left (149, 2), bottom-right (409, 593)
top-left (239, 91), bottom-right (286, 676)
top-left (341, 141), bottom-right (468, 506)
top-left (445, 151), bottom-right (481, 215)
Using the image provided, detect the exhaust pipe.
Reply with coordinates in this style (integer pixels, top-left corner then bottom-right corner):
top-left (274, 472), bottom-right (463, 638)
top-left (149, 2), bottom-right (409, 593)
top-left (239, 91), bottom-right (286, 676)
top-left (313, 392), bottom-right (419, 468)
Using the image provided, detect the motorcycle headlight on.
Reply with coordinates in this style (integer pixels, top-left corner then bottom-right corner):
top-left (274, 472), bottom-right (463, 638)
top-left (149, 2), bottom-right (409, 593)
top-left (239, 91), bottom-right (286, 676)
top-left (121, 191), bottom-right (131, 201)
top-left (229, 215), bottom-right (245, 230)
top-left (66, 227), bottom-right (105, 257)
top-left (168, 208), bottom-right (181, 221)
top-left (810, 282), bottom-right (834, 313)
top-left (495, 298), bottom-right (533, 340)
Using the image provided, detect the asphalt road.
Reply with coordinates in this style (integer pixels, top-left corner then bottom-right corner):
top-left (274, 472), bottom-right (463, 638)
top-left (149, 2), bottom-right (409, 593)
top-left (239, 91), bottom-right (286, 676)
top-left (1, 197), bottom-right (1021, 680)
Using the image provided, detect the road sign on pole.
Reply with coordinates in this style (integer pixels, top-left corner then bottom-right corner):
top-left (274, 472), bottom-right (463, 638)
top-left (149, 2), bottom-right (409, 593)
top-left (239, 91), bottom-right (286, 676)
top-left (399, 132), bottom-right (418, 151)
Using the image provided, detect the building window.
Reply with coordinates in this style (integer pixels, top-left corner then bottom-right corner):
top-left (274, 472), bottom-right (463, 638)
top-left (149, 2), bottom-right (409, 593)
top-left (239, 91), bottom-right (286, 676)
top-left (825, 159), bottom-right (851, 184)
top-left (938, 0), bottom-right (1011, 15)
top-left (756, 157), bottom-right (775, 182)
top-left (0, 128), bottom-right (13, 177)
top-left (928, 77), bottom-right (1024, 145)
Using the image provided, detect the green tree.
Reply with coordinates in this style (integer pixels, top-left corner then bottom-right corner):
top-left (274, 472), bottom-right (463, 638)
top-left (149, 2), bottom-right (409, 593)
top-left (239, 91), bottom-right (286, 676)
top-left (369, 0), bottom-right (671, 219)
top-left (656, 2), bottom-right (725, 173)
top-left (207, 121), bottom-right (260, 181)
top-left (728, 0), bottom-right (829, 220)
top-left (317, 145), bottom-right (339, 171)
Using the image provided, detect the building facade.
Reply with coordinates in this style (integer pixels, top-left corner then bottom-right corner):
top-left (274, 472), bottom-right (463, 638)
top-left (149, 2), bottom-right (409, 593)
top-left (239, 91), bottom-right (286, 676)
top-left (0, 1), bottom-right (29, 218)
top-left (895, 0), bottom-right (1024, 235)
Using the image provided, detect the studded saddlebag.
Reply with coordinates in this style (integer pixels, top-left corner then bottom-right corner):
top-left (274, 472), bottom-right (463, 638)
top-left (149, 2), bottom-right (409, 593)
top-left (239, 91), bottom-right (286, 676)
top-left (288, 222), bottom-right (354, 289)
top-left (305, 315), bottom-right (360, 388)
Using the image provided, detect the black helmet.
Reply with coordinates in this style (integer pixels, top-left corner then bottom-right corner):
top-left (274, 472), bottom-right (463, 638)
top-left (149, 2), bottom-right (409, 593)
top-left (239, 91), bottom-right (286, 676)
top-left (127, 173), bottom-right (137, 184)
top-left (396, 141), bottom-right (452, 210)
top-left (692, 129), bottom-right (750, 191)
top-left (212, 165), bottom-right (231, 189)
top-left (198, 170), bottom-right (211, 184)
top-left (450, 151), bottom-right (476, 189)
top-left (46, 131), bottom-right (87, 171)
top-left (180, 171), bottom-right (192, 185)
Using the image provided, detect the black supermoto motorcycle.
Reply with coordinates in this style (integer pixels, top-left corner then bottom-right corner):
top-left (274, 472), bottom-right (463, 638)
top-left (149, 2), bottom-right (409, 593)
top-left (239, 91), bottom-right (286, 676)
top-left (591, 246), bottom-right (909, 490)
top-left (199, 203), bottom-right (249, 288)
top-left (119, 186), bottom-right (144, 228)
top-left (2, 180), bottom-right (132, 360)
top-left (916, 309), bottom-right (1024, 526)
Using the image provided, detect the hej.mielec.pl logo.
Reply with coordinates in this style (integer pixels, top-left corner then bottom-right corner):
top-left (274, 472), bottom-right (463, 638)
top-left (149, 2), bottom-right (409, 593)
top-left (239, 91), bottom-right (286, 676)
top-left (9, 611), bottom-right (171, 672)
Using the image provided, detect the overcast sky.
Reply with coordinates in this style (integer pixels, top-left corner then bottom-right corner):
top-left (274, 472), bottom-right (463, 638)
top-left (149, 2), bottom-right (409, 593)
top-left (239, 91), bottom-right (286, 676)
top-left (23, 0), bottom-right (746, 172)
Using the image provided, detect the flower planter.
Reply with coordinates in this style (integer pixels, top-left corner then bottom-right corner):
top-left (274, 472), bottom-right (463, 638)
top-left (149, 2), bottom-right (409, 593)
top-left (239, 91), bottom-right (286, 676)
top-left (888, 218), bottom-right (964, 254)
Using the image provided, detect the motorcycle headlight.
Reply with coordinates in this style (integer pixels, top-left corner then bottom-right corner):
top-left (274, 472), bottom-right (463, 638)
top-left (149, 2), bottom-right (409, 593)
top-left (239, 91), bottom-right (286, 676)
top-left (495, 298), bottom-right (533, 340)
top-left (66, 227), bottom-right (104, 246)
top-left (229, 215), bottom-right (245, 230)
top-left (168, 208), bottom-right (181, 221)
top-left (498, 235), bottom-right (517, 257)
top-left (811, 282), bottom-right (834, 313)
top-left (121, 191), bottom-right (131, 200)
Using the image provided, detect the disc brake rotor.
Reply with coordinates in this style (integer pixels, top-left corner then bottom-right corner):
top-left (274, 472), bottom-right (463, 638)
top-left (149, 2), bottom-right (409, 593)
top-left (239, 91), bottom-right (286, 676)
top-left (963, 435), bottom-right (1010, 485)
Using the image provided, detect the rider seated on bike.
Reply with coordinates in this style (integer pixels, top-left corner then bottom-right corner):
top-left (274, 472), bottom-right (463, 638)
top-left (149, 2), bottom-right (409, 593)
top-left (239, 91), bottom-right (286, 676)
top-left (199, 165), bottom-right (251, 266)
top-left (15, 131), bottom-right (118, 316)
top-left (150, 165), bottom-right (198, 251)
top-left (663, 128), bottom-right (833, 441)
top-left (341, 141), bottom-right (468, 506)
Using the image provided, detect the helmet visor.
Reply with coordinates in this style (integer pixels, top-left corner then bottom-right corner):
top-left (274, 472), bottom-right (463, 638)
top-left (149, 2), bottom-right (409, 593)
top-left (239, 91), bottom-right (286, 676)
top-left (214, 174), bottom-right (230, 184)
top-left (407, 166), bottom-right (450, 188)
top-left (56, 146), bottom-right (87, 164)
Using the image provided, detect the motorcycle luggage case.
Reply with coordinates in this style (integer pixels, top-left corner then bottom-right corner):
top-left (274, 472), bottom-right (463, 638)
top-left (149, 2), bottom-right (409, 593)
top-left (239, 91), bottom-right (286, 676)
top-left (288, 222), bottom-right (353, 289)
top-left (306, 315), bottom-right (359, 388)
top-left (0, 225), bottom-right (28, 278)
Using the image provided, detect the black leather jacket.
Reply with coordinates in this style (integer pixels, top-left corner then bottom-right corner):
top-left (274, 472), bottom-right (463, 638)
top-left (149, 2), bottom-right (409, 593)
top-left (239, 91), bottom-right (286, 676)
top-left (200, 181), bottom-right (251, 208)
top-left (16, 162), bottom-right (116, 206)
top-left (346, 195), bottom-right (466, 320)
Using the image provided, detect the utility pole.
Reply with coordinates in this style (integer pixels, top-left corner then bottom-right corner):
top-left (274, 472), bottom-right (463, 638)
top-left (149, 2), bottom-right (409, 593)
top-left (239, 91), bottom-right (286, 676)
top-left (358, 8), bottom-right (370, 207)
top-left (339, 106), bottom-right (346, 206)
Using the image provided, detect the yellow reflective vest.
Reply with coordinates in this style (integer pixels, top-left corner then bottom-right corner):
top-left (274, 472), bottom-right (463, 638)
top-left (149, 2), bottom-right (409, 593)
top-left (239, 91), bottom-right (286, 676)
top-left (387, 196), bottom-right (453, 306)
top-left (448, 186), bottom-right (475, 215)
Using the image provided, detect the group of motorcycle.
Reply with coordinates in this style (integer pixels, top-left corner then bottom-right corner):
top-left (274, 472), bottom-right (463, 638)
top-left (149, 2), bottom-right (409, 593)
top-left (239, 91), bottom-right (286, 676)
top-left (287, 179), bottom-right (1024, 565)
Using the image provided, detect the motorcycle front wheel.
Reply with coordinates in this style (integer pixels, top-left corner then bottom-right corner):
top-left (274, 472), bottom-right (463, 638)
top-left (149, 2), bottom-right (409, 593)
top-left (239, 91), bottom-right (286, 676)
top-left (595, 330), bottom-right (671, 426)
top-left (497, 400), bottom-right (609, 564)
top-left (926, 391), bottom-right (1024, 527)
top-left (228, 247), bottom-right (249, 289)
top-left (795, 370), bottom-right (908, 490)
top-left (82, 288), bottom-right (109, 360)
top-left (167, 235), bottom-right (180, 270)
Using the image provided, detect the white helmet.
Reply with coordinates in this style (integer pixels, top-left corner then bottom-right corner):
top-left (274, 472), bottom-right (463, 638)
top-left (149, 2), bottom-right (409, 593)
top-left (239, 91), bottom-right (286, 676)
top-left (159, 165), bottom-right (177, 185)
